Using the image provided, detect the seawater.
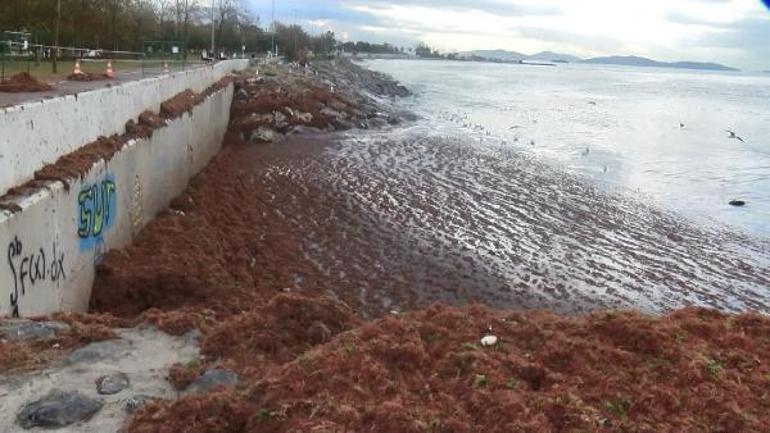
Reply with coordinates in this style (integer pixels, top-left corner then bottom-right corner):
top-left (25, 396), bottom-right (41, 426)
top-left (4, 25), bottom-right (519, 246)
top-left (364, 59), bottom-right (770, 238)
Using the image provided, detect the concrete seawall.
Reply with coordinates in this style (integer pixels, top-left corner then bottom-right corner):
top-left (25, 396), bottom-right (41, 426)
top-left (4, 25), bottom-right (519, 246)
top-left (0, 82), bottom-right (235, 317)
top-left (0, 60), bottom-right (248, 198)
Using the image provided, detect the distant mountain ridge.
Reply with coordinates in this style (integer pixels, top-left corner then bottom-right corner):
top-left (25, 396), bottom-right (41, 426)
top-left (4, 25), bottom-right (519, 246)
top-left (526, 51), bottom-right (582, 63)
top-left (582, 55), bottom-right (738, 71)
top-left (460, 49), bottom-right (579, 63)
top-left (460, 49), bottom-right (527, 61)
top-left (458, 50), bottom-right (738, 71)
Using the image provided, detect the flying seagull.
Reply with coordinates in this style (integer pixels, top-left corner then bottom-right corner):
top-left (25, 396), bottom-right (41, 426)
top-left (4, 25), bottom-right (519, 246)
top-left (726, 130), bottom-right (744, 142)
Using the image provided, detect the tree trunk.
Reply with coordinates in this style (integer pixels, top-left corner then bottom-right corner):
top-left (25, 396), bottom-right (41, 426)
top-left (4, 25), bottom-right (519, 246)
top-left (53, 0), bottom-right (61, 73)
top-left (111, 0), bottom-right (119, 50)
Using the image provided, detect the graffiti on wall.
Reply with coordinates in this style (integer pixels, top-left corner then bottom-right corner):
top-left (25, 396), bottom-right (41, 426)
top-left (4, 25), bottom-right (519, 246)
top-left (7, 235), bottom-right (66, 318)
top-left (77, 174), bottom-right (117, 251)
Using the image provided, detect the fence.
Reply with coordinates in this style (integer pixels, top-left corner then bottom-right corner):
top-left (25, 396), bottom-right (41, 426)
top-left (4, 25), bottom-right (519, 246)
top-left (0, 40), bottom-right (212, 82)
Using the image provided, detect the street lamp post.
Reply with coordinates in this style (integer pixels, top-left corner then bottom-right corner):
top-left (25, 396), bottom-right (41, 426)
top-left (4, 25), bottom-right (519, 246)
top-left (210, 0), bottom-right (215, 58)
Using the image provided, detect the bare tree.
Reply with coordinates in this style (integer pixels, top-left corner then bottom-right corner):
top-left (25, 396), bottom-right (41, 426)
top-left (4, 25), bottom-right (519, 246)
top-left (156, 0), bottom-right (171, 39)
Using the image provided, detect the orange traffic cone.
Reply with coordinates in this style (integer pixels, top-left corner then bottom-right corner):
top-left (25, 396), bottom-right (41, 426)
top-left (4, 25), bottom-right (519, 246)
top-left (105, 60), bottom-right (115, 78)
top-left (73, 59), bottom-right (83, 75)
top-left (163, 62), bottom-right (170, 74)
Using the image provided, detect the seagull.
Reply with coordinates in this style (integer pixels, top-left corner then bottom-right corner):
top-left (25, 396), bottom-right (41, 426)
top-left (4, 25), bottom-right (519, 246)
top-left (679, 123), bottom-right (685, 129)
top-left (508, 125), bottom-right (521, 130)
top-left (588, 101), bottom-right (597, 106)
top-left (726, 130), bottom-right (744, 142)
top-left (581, 147), bottom-right (590, 156)
top-left (530, 140), bottom-right (535, 146)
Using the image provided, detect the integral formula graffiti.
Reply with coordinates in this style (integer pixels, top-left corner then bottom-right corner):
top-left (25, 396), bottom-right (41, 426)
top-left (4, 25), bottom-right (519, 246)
top-left (77, 174), bottom-right (117, 251)
top-left (7, 235), bottom-right (66, 318)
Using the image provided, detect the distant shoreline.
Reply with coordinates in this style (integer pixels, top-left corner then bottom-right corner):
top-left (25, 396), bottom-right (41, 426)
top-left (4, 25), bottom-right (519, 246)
top-left (355, 55), bottom-right (745, 73)
top-left (352, 50), bottom-right (741, 72)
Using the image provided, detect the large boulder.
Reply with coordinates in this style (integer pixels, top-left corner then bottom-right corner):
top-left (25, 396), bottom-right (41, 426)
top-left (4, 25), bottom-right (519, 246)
top-left (0, 319), bottom-right (69, 342)
top-left (16, 390), bottom-right (102, 429)
top-left (184, 368), bottom-right (239, 394)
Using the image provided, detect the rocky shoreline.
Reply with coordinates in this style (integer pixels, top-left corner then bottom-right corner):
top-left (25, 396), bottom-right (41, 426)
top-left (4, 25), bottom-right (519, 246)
top-left (2, 60), bottom-right (770, 433)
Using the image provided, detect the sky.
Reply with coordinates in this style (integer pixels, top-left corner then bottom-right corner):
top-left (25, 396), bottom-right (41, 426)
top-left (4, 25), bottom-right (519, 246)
top-left (245, 0), bottom-right (770, 70)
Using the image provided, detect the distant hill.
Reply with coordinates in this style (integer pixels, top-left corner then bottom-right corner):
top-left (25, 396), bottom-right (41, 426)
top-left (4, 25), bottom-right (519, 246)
top-left (528, 51), bottom-right (582, 63)
top-left (460, 49), bottom-right (580, 63)
top-left (582, 55), bottom-right (738, 71)
top-left (457, 51), bottom-right (739, 71)
top-left (461, 49), bottom-right (526, 61)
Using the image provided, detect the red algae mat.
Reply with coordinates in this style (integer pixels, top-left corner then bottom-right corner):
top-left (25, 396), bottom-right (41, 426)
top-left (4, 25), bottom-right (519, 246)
top-left (0, 72), bottom-right (52, 93)
top-left (130, 305), bottom-right (770, 433)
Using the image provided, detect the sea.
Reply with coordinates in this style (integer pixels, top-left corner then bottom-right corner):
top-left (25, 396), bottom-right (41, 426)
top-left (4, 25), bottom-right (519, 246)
top-left (363, 59), bottom-right (770, 238)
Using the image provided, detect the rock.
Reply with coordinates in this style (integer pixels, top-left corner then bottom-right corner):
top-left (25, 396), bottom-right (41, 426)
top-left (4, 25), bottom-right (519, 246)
top-left (249, 127), bottom-right (282, 143)
top-left (287, 125), bottom-right (323, 135)
top-left (124, 395), bottom-right (152, 414)
top-left (273, 111), bottom-right (289, 128)
top-left (16, 390), bottom-right (102, 429)
top-left (184, 368), bottom-right (239, 394)
top-left (320, 107), bottom-right (343, 119)
top-left (67, 339), bottom-right (130, 364)
top-left (235, 88), bottom-right (249, 100)
top-left (96, 372), bottom-right (130, 395)
top-left (331, 118), bottom-right (354, 131)
top-left (0, 319), bottom-right (69, 342)
top-left (292, 110), bottom-right (313, 123)
top-left (366, 117), bottom-right (389, 129)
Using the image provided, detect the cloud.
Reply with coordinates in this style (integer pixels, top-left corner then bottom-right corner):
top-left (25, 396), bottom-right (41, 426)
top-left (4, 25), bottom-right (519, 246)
top-left (245, 0), bottom-right (770, 69)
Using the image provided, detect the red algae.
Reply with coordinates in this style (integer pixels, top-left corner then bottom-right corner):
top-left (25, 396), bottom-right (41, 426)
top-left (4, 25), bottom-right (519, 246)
top-left (0, 72), bottom-right (52, 93)
top-left (0, 314), bottom-right (117, 373)
top-left (129, 305), bottom-right (770, 433)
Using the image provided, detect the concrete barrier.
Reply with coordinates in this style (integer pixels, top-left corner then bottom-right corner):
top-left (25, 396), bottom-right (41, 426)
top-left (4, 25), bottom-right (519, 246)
top-left (0, 59), bottom-right (248, 197)
top-left (0, 83), bottom-right (234, 317)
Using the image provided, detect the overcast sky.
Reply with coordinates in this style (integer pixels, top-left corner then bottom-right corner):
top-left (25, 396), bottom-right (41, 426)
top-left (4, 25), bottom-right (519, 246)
top-left (246, 0), bottom-right (770, 70)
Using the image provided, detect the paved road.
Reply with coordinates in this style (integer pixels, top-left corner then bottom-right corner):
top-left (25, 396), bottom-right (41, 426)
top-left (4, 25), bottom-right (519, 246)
top-left (0, 65), bottom-right (207, 109)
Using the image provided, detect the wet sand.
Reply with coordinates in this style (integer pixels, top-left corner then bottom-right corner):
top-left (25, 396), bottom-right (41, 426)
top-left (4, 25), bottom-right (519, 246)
top-left (92, 123), bottom-right (769, 319)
